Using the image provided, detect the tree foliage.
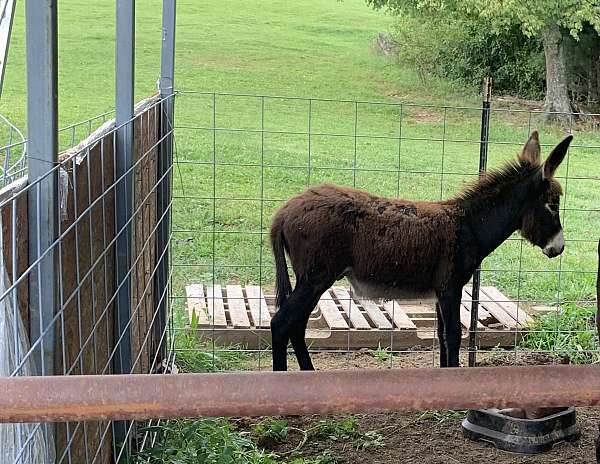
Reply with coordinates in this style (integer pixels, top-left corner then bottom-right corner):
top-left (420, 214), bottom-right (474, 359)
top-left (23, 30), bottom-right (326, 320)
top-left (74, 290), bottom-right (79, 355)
top-left (367, 0), bottom-right (600, 38)
top-left (387, 13), bottom-right (546, 98)
top-left (370, 0), bottom-right (600, 114)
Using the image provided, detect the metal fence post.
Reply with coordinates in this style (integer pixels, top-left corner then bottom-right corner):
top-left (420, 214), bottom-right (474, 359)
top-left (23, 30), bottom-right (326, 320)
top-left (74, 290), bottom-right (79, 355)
top-left (0, 0), bottom-right (17, 97)
top-left (468, 77), bottom-right (492, 367)
top-left (26, 0), bottom-right (58, 459)
top-left (155, 0), bottom-right (176, 369)
top-left (26, 0), bottom-right (57, 379)
top-left (114, 0), bottom-right (135, 450)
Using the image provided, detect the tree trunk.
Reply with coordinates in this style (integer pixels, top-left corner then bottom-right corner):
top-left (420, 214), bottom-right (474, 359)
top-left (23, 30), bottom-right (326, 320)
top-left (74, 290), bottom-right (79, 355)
top-left (541, 24), bottom-right (575, 124)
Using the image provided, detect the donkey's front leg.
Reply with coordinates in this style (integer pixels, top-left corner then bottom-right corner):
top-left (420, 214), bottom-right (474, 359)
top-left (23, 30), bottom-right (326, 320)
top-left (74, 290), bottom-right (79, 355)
top-left (435, 303), bottom-right (447, 368)
top-left (437, 287), bottom-right (462, 368)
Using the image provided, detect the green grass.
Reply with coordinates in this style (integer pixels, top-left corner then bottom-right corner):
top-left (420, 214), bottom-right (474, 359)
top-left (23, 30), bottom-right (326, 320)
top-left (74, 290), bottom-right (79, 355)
top-left (135, 417), bottom-right (380, 463)
top-left (164, 0), bottom-right (599, 358)
top-left (134, 419), bottom-right (278, 463)
top-left (520, 304), bottom-right (600, 364)
top-left (1, 1), bottom-right (598, 352)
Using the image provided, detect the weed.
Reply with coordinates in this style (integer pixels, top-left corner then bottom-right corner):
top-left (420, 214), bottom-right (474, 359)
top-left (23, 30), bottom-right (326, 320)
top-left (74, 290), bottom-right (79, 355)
top-left (373, 344), bottom-right (391, 363)
top-left (520, 304), bottom-right (600, 364)
top-left (135, 419), bottom-right (277, 464)
top-left (288, 449), bottom-right (342, 464)
top-left (174, 313), bottom-right (250, 373)
top-left (252, 418), bottom-right (290, 444)
top-left (312, 418), bottom-right (358, 441)
top-left (354, 430), bottom-right (386, 451)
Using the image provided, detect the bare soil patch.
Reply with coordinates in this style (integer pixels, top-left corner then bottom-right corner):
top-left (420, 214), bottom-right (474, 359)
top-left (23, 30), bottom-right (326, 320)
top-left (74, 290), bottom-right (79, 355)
top-left (242, 351), bottom-right (599, 463)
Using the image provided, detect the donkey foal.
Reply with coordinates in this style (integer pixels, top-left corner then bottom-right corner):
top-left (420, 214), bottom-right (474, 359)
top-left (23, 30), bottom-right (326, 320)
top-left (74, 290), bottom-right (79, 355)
top-left (270, 132), bottom-right (572, 371)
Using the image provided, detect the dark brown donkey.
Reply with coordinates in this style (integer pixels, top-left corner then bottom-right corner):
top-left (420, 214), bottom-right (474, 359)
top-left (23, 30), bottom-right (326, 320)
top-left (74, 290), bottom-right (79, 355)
top-left (270, 131), bottom-right (572, 371)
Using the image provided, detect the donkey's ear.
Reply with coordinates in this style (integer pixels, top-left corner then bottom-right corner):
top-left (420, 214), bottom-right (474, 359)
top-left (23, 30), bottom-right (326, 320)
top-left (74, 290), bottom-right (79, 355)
top-left (542, 135), bottom-right (573, 179)
top-left (519, 131), bottom-right (541, 165)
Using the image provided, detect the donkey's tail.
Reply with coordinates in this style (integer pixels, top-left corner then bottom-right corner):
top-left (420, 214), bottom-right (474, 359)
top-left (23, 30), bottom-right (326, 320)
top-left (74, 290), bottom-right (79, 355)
top-left (270, 220), bottom-right (292, 310)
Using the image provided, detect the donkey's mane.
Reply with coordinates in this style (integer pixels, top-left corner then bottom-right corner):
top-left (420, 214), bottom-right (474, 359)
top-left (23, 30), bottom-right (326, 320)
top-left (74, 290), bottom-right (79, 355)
top-left (452, 159), bottom-right (540, 207)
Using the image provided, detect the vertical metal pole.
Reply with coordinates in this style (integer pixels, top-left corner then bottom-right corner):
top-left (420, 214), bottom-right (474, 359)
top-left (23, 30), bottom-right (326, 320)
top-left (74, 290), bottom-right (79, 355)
top-left (0, 0), bottom-right (17, 97)
top-left (468, 77), bottom-right (492, 368)
top-left (155, 0), bottom-right (175, 366)
top-left (26, 0), bottom-right (57, 381)
top-left (114, 0), bottom-right (135, 450)
top-left (26, 0), bottom-right (57, 460)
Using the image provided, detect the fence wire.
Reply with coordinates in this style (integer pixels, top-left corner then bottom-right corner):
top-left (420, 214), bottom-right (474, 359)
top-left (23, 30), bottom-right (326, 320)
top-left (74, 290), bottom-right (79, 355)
top-left (0, 94), bottom-right (173, 464)
top-left (1, 89), bottom-right (598, 462)
top-left (171, 90), bottom-right (599, 373)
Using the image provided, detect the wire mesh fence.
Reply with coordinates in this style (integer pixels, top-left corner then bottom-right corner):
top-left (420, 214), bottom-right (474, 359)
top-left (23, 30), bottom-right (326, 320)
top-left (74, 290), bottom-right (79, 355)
top-left (1, 87), bottom-right (597, 462)
top-left (171, 90), bottom-right (600, 372)
top-left (0, 114), bottom-right (27, 187)
top-left (0, 110), bottom-right (116, 188)
top-left (0, 94), bottom-right (173, 464)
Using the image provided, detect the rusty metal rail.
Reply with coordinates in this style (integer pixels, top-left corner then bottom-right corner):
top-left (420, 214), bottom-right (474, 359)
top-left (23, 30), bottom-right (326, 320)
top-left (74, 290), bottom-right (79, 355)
top-left (1, 365), bottom-right (600, 423)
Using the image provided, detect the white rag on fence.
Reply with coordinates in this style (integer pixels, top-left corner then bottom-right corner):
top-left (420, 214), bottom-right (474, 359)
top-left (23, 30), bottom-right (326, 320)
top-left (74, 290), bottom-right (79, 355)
top-left (0, 216), bottom-right (55, 463)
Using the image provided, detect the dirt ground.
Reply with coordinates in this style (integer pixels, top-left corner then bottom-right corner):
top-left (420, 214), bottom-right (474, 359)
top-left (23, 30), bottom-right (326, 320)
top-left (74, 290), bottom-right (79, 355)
top-left (242, 351), bottom-right (600, 463)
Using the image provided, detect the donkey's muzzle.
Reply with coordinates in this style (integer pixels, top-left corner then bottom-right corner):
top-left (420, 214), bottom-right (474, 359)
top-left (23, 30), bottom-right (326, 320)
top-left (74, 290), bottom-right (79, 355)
top-left (542, 230), bottom-right (565, 258)
top-left (543, 245), bottom-right (564, 258)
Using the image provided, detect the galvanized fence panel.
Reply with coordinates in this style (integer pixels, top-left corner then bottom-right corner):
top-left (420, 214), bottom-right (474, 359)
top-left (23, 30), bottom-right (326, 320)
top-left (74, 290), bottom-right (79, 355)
top-left (171, 90), bottom-right (600, 370)
top-left (0, 94), bottom-right (173, 463)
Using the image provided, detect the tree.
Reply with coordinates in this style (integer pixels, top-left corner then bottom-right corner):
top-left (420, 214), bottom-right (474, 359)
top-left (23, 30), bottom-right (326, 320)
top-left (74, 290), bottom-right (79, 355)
top-left (368, 0), bottom-right (600, 123)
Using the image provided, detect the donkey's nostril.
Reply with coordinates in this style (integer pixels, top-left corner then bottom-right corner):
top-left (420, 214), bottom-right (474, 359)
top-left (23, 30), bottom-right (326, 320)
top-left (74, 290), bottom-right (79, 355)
top-left (543, 231), bottom-right (564, 258)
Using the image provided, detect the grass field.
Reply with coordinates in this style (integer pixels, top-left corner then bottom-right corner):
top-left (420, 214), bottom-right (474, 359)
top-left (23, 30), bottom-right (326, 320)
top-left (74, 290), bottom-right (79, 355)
top-left (2, 2), bottom-right (598, 462)
top-left (1, 0), bottom-right (598, 344)
top-left (165, 1), bottom-right (599, 333)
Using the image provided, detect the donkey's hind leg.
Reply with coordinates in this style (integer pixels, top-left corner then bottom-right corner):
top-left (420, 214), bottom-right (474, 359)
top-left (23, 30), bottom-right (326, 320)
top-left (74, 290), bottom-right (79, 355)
top-left (271, 274), bottom-right (332, 371)
top-left (289, 284), bottom-right (329, 370)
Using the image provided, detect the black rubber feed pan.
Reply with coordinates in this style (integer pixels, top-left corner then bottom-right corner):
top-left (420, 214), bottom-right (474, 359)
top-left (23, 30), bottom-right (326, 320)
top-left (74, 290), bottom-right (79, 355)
top-left (462, 407), bottom-right (580, 454)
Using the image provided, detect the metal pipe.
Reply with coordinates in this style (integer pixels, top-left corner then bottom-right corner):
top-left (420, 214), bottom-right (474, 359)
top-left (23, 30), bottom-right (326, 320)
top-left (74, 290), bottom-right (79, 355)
top-left (468, 77), bottom-right (492, 367)
top-left (115, 0), bottom-right (136, 452)
top-left (155, 0), bottom-right (176, 369)
top-left (0, 0), bottom-right (16, 97)
top-left (26, 0), bottom-right (58, 378)
top-left (0, 365), bottom-right (599, 423)
top-left (114, 0), bottom-right (135, 376)
top-left (25, 0), bottom-right (58, 459)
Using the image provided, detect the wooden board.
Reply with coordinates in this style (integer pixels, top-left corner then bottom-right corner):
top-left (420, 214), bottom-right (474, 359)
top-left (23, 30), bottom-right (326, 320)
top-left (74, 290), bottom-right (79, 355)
top-left (186, 284), bottom-right (210, 326)
top-left (358, 298), bottom-right (393, 329)
top-left (226, 285), bottom-right (251, 328)
top-left (476, 289), bottom-right (523, 330)
top-left (481, 286), bottom-right (533, 326)
top-left (206, 285), bottom-right (228, 327)
top-left (246, 285), bottom-right (271, 328)
top-left (332, 287), bottom-right (371, 329)
top-left (462, 287), bottom-right (491, 320)
top-left (528, 305), bottom-right (559, 315)
top-left (318, 292), bottom-right (349, 330)
top-left (459, 303), bottom-right (485, 330)
top-left (187, 284), bottom-right (533, 349)
top-left (382, 301), bottom-right (417, 330)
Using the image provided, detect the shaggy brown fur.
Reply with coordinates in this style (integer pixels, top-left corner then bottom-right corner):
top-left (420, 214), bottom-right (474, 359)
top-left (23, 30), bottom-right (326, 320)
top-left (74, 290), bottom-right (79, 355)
top-left (271, 184), bottom-right (458, 297)
top-left (270, 131), bottom-right (572, 371)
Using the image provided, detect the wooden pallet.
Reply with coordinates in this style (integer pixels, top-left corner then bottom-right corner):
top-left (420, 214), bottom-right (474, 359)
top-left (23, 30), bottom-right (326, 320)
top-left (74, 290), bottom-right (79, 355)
top-left (185, 284), bottom-right (548, 349)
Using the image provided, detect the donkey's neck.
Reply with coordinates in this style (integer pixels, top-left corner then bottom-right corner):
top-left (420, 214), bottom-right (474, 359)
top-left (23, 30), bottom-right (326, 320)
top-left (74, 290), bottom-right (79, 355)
top-left (459, 169), bottom-right (539, 262)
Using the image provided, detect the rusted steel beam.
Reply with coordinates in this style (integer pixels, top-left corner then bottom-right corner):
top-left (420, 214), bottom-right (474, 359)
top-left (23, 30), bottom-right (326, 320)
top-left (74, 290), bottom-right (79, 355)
top-left (1, 365), bottom-right (599, 423)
